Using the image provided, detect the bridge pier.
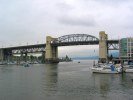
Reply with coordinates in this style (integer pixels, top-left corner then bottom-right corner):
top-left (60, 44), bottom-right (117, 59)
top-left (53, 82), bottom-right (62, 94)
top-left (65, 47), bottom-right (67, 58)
top-left (24, 52), bottom-right (27, 62)
top-left (45, 36), bottom-right (59, 63)
top-left (99, 31), bottom-right (108, 63)
top-left (0, 49), bottom-right (4, 62)
top-left (20, 52), bottom-right (24, 62)
top-left (40, 51), bottom-right (45, 63)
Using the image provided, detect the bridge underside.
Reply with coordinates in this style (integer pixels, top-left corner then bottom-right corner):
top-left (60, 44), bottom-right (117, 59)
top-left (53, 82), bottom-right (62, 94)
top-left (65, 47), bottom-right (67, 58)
top-left (52, 41), bottom-right (99, 46)
top-left (0, 44), bottom-right (46, 62)
top-left (52, 41), bottom-right (119, 50)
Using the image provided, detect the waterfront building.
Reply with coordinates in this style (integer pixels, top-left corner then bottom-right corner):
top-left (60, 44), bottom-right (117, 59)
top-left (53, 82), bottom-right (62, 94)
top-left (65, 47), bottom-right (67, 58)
top-left (119, 38), bottom-right (133, 60)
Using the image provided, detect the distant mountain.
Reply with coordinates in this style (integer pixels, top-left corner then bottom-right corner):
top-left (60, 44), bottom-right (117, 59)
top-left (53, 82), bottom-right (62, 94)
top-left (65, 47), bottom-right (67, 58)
top-left (72, 56), bottom-right (99, 60)
top-left (72, 52), bottom-right (119, 60)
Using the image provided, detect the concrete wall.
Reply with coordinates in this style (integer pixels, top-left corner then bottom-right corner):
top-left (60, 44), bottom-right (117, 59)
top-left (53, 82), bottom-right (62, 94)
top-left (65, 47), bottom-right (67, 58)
top-left (45, 36), bottom-right (59, 63)
top-left (0, 49), bottom-right (4, 61)
top-left (99, 31), bottom-right (108, 63)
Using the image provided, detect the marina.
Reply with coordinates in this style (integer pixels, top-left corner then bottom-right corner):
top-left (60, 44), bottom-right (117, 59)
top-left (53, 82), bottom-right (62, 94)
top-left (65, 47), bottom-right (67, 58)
top-left (92, 60), bottom-right (133, 74)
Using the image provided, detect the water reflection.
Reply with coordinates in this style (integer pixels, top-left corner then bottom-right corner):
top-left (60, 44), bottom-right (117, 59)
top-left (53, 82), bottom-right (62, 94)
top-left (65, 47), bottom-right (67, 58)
top-left (0, 65), bottom-right (14, 73)
top-left (120, 73), bottom-right (133, 88)
top-left (92, 74), bottom-right (112, 99)
top-left (0, 61), bottom-right (133, 100)
top-left (42, 64), bottom-right (58, 95)
top-left (99, 79), bottom-right (110, 98)
top-left (92, 72), bottom-right (133, 100)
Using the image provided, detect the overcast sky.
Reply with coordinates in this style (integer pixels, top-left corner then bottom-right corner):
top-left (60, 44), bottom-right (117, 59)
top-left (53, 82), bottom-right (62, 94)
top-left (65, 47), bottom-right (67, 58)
top-left (0, 0), bottom-right (133, 57)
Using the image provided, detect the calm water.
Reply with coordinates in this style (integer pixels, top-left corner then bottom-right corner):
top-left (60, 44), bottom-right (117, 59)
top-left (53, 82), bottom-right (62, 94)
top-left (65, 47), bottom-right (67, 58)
top-left (0, 60), bottom-right (133, 100)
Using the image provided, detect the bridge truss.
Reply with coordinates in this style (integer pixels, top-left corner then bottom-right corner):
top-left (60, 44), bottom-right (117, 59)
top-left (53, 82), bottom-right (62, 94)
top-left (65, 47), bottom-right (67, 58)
top-left (107, 40), bottom-right (119, 50)
top-left (53, 34), bottom-right (99, 46)
top-left (52, 34), bottom-right (119, 50)
top-left (3, 44), bottom-right (46, 56)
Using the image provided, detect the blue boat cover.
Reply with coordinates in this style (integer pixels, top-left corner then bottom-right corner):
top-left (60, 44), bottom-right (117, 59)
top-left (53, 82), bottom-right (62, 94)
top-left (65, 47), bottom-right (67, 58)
top-left (110, 64), bottom-right (115, 71)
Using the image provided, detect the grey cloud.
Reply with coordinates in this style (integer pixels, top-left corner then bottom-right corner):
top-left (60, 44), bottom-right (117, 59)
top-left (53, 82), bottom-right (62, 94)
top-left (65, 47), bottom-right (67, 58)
top-left (0, 0), bottom-right (133, 50)
top-left (59, 15), bottom-right (96, 27)
top-left (123, 16), bottom-right (133, 29)
top-left (93, 0), bottom-right (129, 3)
top-left (81, 0), bottom-right (130, 7)
top-left (56, 2), bottom-right (74, 12)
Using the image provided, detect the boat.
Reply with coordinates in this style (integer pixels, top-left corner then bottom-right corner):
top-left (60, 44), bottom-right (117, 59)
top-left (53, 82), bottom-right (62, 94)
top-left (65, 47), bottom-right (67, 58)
top-left (123, 64), bottom-right (133, 73)
top-left (125, 67), bottom-right (133, 73)
top-left (23, 62), bottom-right (30, 67)
top-left (78, 61), bottom-right (80, 63)
top-left (112, 60), bottom-right (133, 73)
top-left (92, 63), bottom-right (122, 74)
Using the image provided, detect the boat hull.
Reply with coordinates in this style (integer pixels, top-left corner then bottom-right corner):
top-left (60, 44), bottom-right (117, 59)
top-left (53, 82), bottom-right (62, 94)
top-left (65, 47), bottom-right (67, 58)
top-left (91, 68), bottom-right (120, 74)
top-left (123, 65), bottom-right (133, 73)
top-left (125, 69), bottom-right (133, 73)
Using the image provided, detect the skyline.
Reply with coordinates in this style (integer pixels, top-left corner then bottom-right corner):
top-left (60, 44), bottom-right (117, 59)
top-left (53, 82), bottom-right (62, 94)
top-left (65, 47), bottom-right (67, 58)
top-left (0, 0), bottom-right (133, 57)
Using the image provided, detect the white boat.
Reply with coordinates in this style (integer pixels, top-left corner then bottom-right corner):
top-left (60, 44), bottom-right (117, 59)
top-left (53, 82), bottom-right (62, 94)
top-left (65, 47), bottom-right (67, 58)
top-left (92, 63), bottom-right (122, 74)
top-left (123, 65), bottom-right (133, 73)
top-left (119, 61), bottom-right (133, 73)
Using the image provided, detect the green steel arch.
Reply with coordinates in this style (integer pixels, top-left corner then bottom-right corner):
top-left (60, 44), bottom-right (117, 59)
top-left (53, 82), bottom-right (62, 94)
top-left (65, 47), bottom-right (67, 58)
top-left (56, 34), bottom-right (99, 43)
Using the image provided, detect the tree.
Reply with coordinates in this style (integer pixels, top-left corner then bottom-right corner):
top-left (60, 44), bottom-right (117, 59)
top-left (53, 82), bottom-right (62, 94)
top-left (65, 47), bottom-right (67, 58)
top-left (30, 55), bottom-right (34, 62)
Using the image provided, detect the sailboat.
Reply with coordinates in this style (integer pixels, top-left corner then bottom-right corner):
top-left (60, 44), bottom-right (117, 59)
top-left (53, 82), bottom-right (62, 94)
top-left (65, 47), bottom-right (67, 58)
top-left (91, 63), bottom-right (122, 74)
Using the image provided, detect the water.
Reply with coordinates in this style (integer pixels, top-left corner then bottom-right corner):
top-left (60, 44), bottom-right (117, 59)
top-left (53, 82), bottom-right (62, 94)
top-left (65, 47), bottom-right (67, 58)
top-left (0, 60), bottom-right (133, 100)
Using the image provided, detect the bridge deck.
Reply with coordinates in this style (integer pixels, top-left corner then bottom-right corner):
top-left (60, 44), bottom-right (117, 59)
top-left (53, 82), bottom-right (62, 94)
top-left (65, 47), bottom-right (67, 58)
top-left (52, 41), bottom-right (99, 46)
top-left (0, 40), bottom-right (119, 54)
top-left (2, 44), bottom-right (46, 50)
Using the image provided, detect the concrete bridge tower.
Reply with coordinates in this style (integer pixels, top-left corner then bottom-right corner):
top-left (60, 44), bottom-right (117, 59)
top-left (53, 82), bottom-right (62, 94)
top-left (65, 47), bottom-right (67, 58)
top-left (99, 31), bottom-right (108, 63)
top-left (45, 36), bottom-right (59, 63)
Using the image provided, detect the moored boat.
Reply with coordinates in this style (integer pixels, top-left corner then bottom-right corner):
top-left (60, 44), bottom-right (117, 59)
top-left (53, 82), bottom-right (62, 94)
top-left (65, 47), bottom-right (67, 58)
top-left (92, 63), bottom-right (122, 74)
top-left (23, 62), bottom-right (30, 67)
top-left (113, 60), bottom-right (133, 73)
top-left (123, 65), bottom-right (133, 73)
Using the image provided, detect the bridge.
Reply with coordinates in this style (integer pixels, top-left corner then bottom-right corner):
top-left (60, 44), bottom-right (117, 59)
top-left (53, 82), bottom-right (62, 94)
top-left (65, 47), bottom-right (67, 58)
top-left (0, 31), bottom-right (119, 63)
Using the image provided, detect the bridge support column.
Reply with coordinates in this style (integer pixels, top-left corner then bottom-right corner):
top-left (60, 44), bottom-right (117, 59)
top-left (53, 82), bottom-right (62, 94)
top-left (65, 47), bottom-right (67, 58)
top-left (41, 51), bottom-right (45, 63)
top-left (0, 49), bottom-right (4, 62)
top-left (99, 31), bottom-right (108, 63)
top-left (45, 36), bottom-right (59, 63)
top-left (20, 52), bottom-right (24, 62)
top-left (24, 52), bottom-right (27, 62)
